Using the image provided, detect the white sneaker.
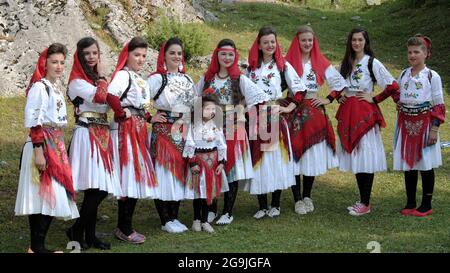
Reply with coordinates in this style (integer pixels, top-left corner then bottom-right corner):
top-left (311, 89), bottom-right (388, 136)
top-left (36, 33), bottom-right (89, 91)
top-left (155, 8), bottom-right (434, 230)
top-left (201, 222), bottom-right (215, 233)
top-left (267, 207), bottom-right (280, 218)
top-left (303, 197), bottom-right (314, 213)
top-left (161, 221), bottom-right (182, 233)
top-left (253, 209), bottom-right (268, 219)
top-left (172, 219), bottom-right (188, 232)
top-left (294, 201), bottom-right (307, 215)
top-left (207, 212), bottom-right (217, 223)
top-left (192, 220), bottom-right (201, 232)
top-left (216, 213), bottom-right (234, 225)
top-left (347, 201), bottom-right (362, 211)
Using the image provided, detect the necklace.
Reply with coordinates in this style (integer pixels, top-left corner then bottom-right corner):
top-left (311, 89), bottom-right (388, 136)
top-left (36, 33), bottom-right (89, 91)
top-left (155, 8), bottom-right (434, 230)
top-left (216, 73), bottom-right (229, 79)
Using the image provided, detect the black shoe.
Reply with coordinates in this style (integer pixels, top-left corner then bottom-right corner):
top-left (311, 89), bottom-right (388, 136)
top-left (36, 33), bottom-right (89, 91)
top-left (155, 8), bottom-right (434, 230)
top-left (87, 237), bottom-right (111, 250)
top-left (66, 228), bottom-right (89, 250)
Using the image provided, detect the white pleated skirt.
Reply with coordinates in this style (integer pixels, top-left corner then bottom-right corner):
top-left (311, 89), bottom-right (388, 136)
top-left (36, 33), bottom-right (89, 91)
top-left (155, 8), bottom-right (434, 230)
top-left (152, 164), bottom-right (186, 201)
top-left (226, 135), bottom-right (254, 183)
top-left (111, 122), bottom-right (157, 199)
top-left (184, 170), bottom-right (229, 200)
top-left (393, 127), bottom-right (442, 171)
top-left (338, 125), bottom-right (387, 173)
top-left (245, 123), bottom-right (296, 195)
top-left (69, 126), bottom-right (122, 197)
top-left (294, 140), bottom-right (339, 176)
top-left (15, 140), bottom-right (79, 220)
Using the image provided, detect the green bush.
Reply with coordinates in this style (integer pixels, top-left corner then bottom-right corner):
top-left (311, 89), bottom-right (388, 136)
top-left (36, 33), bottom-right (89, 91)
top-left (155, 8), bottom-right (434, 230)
top-left (145, 16), bottom-right (208, 61)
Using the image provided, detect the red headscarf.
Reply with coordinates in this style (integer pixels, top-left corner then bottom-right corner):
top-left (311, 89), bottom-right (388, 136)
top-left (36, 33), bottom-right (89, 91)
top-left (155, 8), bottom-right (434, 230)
top-left (152, 41), bottom-right (186, 76)
top-left (285, 32), bottom-right (330, 86)
top-left (26, 48), bottom-right (48, 96)
top-left (111, 43), bottom-right (130, 81)
top-left (68, 50), bottom-right (94, 85)
top-left (247, 35), bottom-right (285, 72)
top-left (416, 35), bottom-right (432, 59)
top-left (204, 47), bottom-right (241, 82)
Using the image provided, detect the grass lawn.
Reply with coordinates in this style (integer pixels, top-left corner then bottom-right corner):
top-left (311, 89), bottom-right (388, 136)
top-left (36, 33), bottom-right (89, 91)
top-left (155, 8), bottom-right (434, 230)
top-left (0, 0), bottom-right (449, 253)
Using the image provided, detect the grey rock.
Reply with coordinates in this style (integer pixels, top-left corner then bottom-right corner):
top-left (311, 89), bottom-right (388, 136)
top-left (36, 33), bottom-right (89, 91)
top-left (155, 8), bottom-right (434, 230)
top-left (0, 0), bottom-right (203, 96)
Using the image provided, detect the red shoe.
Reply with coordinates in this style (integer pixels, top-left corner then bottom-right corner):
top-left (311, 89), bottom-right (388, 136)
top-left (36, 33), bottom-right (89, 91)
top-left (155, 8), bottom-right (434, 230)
top-left (411, 209), bottom-right (433, 217)
top-left (400, 208), bottom-right (416, 216)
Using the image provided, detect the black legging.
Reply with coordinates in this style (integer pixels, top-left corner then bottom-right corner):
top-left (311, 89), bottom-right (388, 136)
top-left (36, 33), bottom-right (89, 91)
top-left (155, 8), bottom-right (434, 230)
top-left (154, 200), bottom-right (181, 226)
top-left (117, 197), bottom-right (138, 236)
top-left (291, 175), bottom-right (315, 202)
top-left (356, 173), bottom-right (374, 206)
top-left (29, 214), bottom-right (53, 253)
top-left (404, 169), bottom-right (435, 212)
top-left (193, 199), bottom-right (209, 223)
top-left (257, 190), bottom-right (282, 210)
top-left (208, 181), bottom-right (239, 216)
top-left (69, 189), bottom-right (107, 244)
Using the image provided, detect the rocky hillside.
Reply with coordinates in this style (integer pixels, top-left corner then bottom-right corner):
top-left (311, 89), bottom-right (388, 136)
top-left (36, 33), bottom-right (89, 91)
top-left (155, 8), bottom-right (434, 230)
top-left (0, 0), bottom-right (209, 96)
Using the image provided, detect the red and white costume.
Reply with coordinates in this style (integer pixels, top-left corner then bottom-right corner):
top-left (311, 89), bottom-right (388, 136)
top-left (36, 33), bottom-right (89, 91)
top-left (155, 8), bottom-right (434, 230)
top-left (107, 44), bottom-right (157, 199)
top-left (15, 48), bottom-right (79, 220)
top-left (68, 51), bottom-right (122, 197)
top-left (196, 47), bottom-right (270, 184)
top-left (285, 34), bottom-right (347, 176)
top-left (183, 119), bottom-right (228, 205)
top-left (244, 38), bottom-right (306, 195)
top-left (147, 43), bottom-right (196, 201)
top-left (393, 66), bottom-right (445, 170)
top-left (330, 54), bottom-right (398, 173)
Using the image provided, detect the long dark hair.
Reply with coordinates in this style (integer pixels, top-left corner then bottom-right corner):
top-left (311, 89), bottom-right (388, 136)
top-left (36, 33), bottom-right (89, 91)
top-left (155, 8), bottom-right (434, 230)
top-left (204, 38), bottom-right (243, 105)
top-left (76, 37), bottom-right (100, 83)
top-left (256, 26), bottom-right (277, 68)
top-left (339, 27), bottom-right (375, 78)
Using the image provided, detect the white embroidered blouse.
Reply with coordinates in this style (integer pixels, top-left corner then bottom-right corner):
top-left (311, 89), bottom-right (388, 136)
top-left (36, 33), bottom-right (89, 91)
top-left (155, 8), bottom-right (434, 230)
top-left (246, 61), bottom-right (306, 100)
top-left (398, 66), bottom-right (443, 106)
top-left (107, 67), bottom-right (150, 109)
top-left (25, 78), bottom-right (67, 128)
top-left (345, 54), bottom-right (395, 94)
top-left (196, 74), bottom-right (270, 107)
top-left (147, 72), bottom-right (196, 113)
top-left (182, 120), bottom-right (227, 162)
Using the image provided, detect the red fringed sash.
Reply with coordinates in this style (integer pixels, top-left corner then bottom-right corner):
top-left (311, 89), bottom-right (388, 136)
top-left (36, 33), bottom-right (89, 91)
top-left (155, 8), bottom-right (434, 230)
top-left (118, 116), bottom-right (156, 187)
top-left (336, 97), bottom-right (386, 153)
top-left (88, 124), bottom-right (114, 174)
top-left (151, 122), bottom-right (187, 185)
top-left (40, 128), bottom-right (76, 208)
top-left (287, 100), bottom-right (336, 162)
top-left (225, 124), bottom-right (248, 175)
top-left (250, 105), bottom-right (290, 167)
top-left (397, 111), bottom-right (430, 168)
top-left (189, 150), bottom-right (223, 205)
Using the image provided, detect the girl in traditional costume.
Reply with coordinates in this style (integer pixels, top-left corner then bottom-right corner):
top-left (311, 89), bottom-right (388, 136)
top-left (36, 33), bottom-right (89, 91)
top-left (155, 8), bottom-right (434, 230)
top-left (395, 35), bottom-right (444, 217)
top-left (284, 25), bottom-right (347, 215)
top-left (15, 43), bottom-right (79, 253)
top-left (331, 28), bottom-right (399, 216)
top-left (107, 37), bottom-right (157, 243)
top-left (66, 37), bottom-right (122, 250)
top-left (198, 38), bottom-right (270, 225)
top-left (147, 37), bottom-right (196, 233)
top-left (183, 92), bottom-right (227, 233)
top-left (245, 27), bottom-right (306, 219)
